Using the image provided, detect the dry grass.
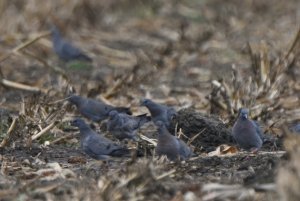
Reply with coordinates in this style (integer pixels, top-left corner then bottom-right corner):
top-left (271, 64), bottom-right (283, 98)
top-left (0, 0), bottom-right (299, 200)
top-left (208, 29), bottom-right (300, 133)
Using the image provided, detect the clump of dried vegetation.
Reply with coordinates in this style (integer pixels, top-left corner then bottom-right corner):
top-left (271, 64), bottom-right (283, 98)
top-left (209, 30), bottom-right (300, 128)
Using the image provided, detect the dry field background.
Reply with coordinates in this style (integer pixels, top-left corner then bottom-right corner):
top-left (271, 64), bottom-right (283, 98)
top-left (0, 0), bottom-right (300, 200)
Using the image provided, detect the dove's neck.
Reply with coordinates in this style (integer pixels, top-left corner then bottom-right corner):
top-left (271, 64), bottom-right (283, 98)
top-left (235, 117), bottom-right (255, 132)
top-left (69, 96), bottom-right (84, 107)
top-left (114, 115), bottom-right (123, 124)
top-left (239, 116), bottom-right (250, 123)
top-left (147, 104), bottom-right (163, 116)
top-left (78, 124), bottom-right (93, 138)
top-left (51, 29), bottom-right (61, 43)
top-left (157, 126), bottom-right (171, 141)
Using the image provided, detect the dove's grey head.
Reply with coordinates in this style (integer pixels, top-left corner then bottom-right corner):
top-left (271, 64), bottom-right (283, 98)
top-left (239, 108), bottom-right (249, 120)
top-left (50, 25), bottom-right (61, 39)
top-left (155, 121), bottom-right (167, 134)
top-left (71, 118), bottom-right (86, 128)
top-left (140, 98), bottom-right (152, 107)
top-left (294, 124), bottom-right (300, 133)
top-left (68, 95), bottom-right (83, 106)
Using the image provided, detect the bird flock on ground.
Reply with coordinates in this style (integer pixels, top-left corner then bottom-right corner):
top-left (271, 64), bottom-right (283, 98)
top-left (51, 25), bottom-right (266, 161)
top-left (68, 94), bottom-right (263, 161)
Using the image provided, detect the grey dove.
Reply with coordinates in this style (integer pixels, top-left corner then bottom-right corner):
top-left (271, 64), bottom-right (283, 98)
top-left (51, 25), bottom-right (92, 62)
top-left (140, 98), bottom-right (177, 132)
top-left (155, 121), bottom-right (194, 161)
top-left (291, 124), bottom-right (300, 133)
top-left (68, 95), bottom-right (132, 122)
top-left (232, 108), bottom-right (263, 152)
top-left (107, 110), bottom-right (151, 140)
top-left (71, 118), bottom-right (130, 160)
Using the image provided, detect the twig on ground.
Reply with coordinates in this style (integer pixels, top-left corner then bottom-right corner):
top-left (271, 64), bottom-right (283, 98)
top-left (154, 169), bottom-right (176, 180)
top-left (0, 117), bottom-right (17, 148)
top-left (103, 63), bottom-right (140, 99)
top-left (140, 134), bottom-right (157, 146)
top-left (188, 128), bottom-right (206, 145)
top-left (283, 28), bottom-right (300, 61)
top-left (103, 78), bottom-right (123, 99)
top-left (253, 183), bottom-right (276, 192)
top-left (0, 78), bottom-right (42, 93)
top-left (0, 31), bottom-right (50, 63)
top-left (50, 132), bottom-right (76, 145)
top-left (31, 122), bottom-right (58, 141)
top-left (48, 97), bottom-right (72, 105)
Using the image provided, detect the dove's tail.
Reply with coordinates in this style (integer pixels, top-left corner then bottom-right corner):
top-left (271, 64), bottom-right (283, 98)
top-left (114, 107), bottom-right (132, 115)
top-left (78, 54), bottom-right (93, 62)
top-left (136, 113), bottom-right (151, 126)
top-left (110, 148), bottom-right (131, 157)
top-left (111, 147), bottom-right (145, 158)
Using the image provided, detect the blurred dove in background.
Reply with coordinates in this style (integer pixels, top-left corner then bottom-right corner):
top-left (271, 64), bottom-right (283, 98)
top-left (51, 25), bottom-right (92, 62)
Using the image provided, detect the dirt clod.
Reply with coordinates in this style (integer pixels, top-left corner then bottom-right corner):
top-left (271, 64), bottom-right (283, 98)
top-left (175, 108), bottom-right (233, 152)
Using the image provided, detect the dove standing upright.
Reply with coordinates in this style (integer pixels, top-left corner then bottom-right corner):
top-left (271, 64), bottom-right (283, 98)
top-left (68, 95), bottom-right (132, 122)
top-left (71, 118), bottom-right (130, 160)
top-left (51, 25), bottom-right (92, 62)
top-left (232, 108), bottom-right (263, 152)
top-left (107, 110), bottom-right (151, 140)
top-left (155, 121), bottom-right (194, 161)
top-left (140, 99), bottom-right (177, 132)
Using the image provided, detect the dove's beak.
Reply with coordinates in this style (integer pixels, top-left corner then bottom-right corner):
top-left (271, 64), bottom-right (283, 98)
top-left (241, 113), bottom-right (248, 119)
top-left (140, 100), bottom-right (145, 106)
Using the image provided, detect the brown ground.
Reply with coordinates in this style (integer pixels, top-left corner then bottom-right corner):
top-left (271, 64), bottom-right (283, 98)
top-left (0, 0), bottom-right (300, 200)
